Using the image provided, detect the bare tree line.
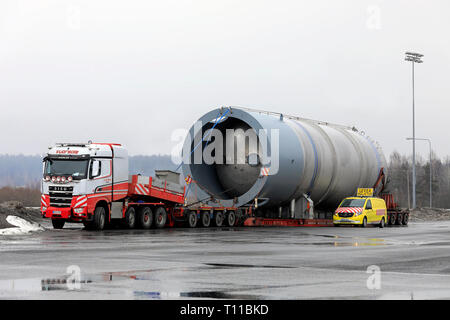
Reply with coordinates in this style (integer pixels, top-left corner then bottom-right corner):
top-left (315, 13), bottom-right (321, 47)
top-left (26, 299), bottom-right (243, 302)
top-left (1, 153), bottom-right (450, 209)
top-left (388, 151), bottom-right (450, 209)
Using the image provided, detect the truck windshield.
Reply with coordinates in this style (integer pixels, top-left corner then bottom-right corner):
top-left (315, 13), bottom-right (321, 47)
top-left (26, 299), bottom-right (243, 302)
top-left (44, 159), bottom-right (89, 179)
top-left (339, 198), bottom-right (366, 208)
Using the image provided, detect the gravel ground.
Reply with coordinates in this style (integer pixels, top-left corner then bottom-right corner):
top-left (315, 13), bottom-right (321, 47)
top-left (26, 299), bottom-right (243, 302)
top-left (0, 201), bottom-right (43, 229)
top-left (409, 207), bottom-right (450, 222)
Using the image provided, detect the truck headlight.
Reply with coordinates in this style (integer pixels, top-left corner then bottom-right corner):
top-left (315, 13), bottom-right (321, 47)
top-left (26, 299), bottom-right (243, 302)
top-left (42, 206), bottom-right (47, 212)
top-left (74, 208), bottom-right (84, 214)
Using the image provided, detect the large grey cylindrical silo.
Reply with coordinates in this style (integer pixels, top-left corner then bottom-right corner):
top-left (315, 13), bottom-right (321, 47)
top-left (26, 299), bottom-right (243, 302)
top-left (182, 107), bottom-right (387, 213)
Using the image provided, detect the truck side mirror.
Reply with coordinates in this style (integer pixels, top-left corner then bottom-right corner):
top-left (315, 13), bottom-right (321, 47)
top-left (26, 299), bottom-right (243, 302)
top-left (91, 160), bottom-right (101, 178)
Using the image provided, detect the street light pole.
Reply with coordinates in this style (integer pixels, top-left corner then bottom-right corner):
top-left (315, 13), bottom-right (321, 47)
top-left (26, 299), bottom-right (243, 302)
top-left (406, 137), bottom-right (432, 208)
top-left (405, 52), bottom-right (424, 209)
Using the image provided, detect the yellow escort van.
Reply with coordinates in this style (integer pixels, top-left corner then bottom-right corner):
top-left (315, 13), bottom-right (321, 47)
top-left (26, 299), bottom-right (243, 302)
top-left (333, 188), bottom-right (387, 228)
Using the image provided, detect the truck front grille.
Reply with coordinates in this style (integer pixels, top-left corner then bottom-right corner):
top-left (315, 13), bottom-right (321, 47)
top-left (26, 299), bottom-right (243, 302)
top-left (338, 212), bottom-right (354, 218)
top-left (49, 186), bottom-right (74, 208)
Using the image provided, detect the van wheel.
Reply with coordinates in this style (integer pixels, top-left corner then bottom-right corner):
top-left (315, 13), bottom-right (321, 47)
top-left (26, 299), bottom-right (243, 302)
top-left (93, 206), bottom-right (106, 230)
top-left (187, 211), bottom-right (197, 228)
top-left (123, 207), bottom-right (136, 229)
top-left (227, 211), bottom-right (236, 227)
top-left (214, 212), bottom-right (224, 227)
top-left (52, 219), bottom-right (65, 229)
top-left (154, 207), bottom-right (167, 228)
top-left (201, 213), bottom-right (211, 227)
top-left (361, 217), bottom-right (367, 228)
top-left (138, 206), bottom-right (153, 229)
top-left (379, 217), bottom-right (385, 228)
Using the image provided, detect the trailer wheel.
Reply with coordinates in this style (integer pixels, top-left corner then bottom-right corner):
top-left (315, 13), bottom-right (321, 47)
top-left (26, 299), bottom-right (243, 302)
top-left (93, 206), bottom-right (106, 230)
top-left (122, 207), bottom-right (136, 229)
top-left (201, 213), bottom-right (211, 227)
top-left (51, 219), bottom-right (65, 229)
top-left (396, 213), bottom-right (403, 226)
top-left (214, 212), bottom-right (224, 227)
top-left (379, 217), bottom-right (385, 228)
top-left (388, 213), bottom-right (395, 225)
top-left (154, 207), bottom-right (167, 228)
top-left (137, 206), bottom-right (153, 229)
top-left (402, 213), bottom-right (409, 225)
top-left (226, 211), bottom-right (236, 227)
top-left (187, 211), bottom-right (197, 228)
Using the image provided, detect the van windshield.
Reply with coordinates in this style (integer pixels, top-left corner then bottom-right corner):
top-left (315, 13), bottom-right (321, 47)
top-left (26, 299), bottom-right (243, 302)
top-left (339, 198), bottom-right (366, 208)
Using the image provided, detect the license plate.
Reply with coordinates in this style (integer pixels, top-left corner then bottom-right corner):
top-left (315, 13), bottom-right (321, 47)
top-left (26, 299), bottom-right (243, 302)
top-left (53, 210), bottom-right (61, 214)
top-left (340, 219), bottom-right (352, 222)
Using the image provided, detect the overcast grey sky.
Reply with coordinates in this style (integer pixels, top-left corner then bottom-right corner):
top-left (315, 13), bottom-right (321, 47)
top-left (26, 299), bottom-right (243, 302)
top-left (0, 0), bottom-right (449, 160)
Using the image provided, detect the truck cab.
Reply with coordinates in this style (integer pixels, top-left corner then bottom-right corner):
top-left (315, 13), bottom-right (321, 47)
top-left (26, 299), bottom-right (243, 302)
top-left (333, 188), bottom-right (387, 227)
top-left (41, 142), bottom-right (128, 229)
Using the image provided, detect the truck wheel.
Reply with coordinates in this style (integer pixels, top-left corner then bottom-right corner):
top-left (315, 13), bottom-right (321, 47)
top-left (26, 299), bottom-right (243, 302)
top-left (137, 207), bottom-right (153, 229)
top-left (214, 212), bottom-right (224, 227)
top-left (379, 217), bottom-right (385, 228)
top-left (93, 206), bottom-right (106, 230)
top-left (123, 207), bottom-right (136, 229)
top-left (361, 217), bottom-right (367, 228)
top-left (201, 213), bottom-right (211, 227)
top-left (396, 213), bottom-right (403, 225)
top-left (154, 207), bottom-right (167, 228)
top-left (402, 213), bottom-right (409, 225)
top-left (187, 211), bottom-right (197, 228)
top-left (52, 219), bottom-right (65, 229)
top-left (226, 211), bottom-right (236, 227)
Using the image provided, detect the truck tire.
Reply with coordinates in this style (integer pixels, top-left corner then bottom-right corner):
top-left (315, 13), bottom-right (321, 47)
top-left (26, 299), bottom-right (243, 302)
top-left (214, 212), bottom-right (224, 227)
top-left (137, 206), bottom-right (153, 229)
top-left (402, 213), bottom-right (409, 225)
top-left (93, 206), bottom-right (106, 230)
top-left (379, 217), bottom-right (385, 228)
top-left (201, 213), bottom-right (211, 227)
top-left (154, 207), bottom-right (167, 228)
top-left (123, 207), bottom-right (136, 229)
top-left (396, 213), bottom-right (403, 225)
top-left (361, 217), bottom-right (367, 228)
top-left (187, 211), bottom-right (197, 228)
top-left (226, 211), bottom-right (236, 227)
top-left (52, 219), bottom-right (65, 229)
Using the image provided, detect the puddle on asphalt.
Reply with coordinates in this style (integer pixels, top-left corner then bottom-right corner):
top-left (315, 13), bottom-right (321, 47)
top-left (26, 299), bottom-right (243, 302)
top-left (0, 271), bottom-right (263, 300)
top-left (331, 238), bottom-right (387, 247)
top-left (0, 277), bottom-right (92, 292)
top-left (204, 263), bottom-right (295, 269)
top-left (134, 290), bottom-right (261, 299)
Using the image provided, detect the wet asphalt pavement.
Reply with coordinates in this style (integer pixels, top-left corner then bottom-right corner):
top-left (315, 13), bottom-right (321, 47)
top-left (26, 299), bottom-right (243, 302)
top-left (1, 221), bottom-right (450, 299)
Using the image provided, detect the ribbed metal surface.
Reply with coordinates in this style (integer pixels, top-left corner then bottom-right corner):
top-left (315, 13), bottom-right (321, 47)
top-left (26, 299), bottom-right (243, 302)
top-left (182, 107), bottom-right (387, 210)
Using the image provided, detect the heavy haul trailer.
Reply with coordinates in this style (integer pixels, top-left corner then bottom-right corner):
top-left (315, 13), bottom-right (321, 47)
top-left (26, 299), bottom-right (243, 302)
top-left (181, 106), bottom-right (409, 227)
